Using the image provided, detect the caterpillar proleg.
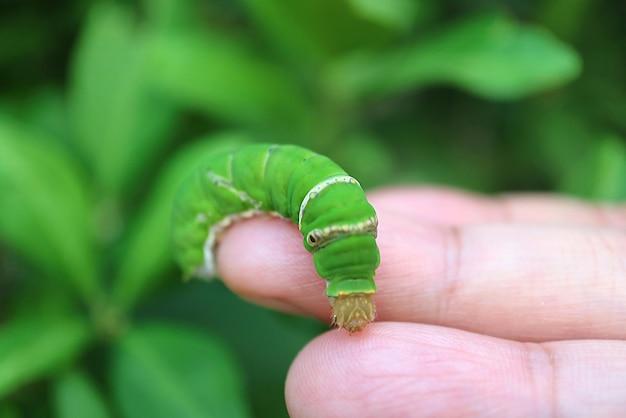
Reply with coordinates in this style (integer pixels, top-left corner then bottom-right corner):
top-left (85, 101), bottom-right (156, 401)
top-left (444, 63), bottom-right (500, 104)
top-left (172, 144), bottom-right (380, 332)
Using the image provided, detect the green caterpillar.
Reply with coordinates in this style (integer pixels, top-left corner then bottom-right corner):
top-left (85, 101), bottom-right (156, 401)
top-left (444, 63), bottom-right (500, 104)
top-left (172, 144), bottom-right (380, 332)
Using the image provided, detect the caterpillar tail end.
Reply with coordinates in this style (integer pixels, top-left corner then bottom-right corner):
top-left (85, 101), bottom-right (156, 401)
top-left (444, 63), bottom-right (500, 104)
top-left (330, 293), bottom-right (376, 333)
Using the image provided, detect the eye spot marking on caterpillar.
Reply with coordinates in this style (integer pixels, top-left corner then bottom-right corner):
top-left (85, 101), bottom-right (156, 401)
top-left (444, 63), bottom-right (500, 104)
top-left (306, 231), bottom-right (320, 246)
top-left (305, 217), bottom-right (378, 248)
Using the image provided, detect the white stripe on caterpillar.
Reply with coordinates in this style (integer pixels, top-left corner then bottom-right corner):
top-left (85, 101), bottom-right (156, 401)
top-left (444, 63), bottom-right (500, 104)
top-left (298, 175), bottom-right (361, 230)
top-left (305, 216), bottom-right (378, 249)
top-left (207, 171), bottom-right (262, 209)
top-left (196, 209), bottom-right (263, 279)
top-left (195, 209), bottom-right (284, 279)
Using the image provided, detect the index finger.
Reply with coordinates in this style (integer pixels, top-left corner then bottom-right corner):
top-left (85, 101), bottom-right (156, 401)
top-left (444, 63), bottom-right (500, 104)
top-left (216, 191), bottom-right (626, 342)
top-left (368, 187), bottom-right (626, 227)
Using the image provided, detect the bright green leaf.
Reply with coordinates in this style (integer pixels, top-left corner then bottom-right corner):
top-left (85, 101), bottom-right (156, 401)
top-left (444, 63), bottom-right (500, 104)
top-left (112, 324), bottom-right (250, 418)
top-left (54, 371), bottom-right (111, 418)
top-left (146, 30), bottom-right (310, 130)
top-left (112, 133), bottom-right (250, 310)
top-left (347, 0), bottom-right (422, 31)
top-left (142, 0), bottom-right (200, 32)
top-left (69, 3), bottom-right (176, 197)
top-left (553, 133), bottom-right (626, 202)
top-left (142, 282), bottom-right (323, 418)
top-left (591, 136), bottom-right (626, 200)
top-left (240, 0), bottom-right (392, 65)
top-left (0, 316), bottom-right (90, 396)
top-left (0, 116), bottom-right (99, 301)
top-left (332, 14), bottom-right (581, 100)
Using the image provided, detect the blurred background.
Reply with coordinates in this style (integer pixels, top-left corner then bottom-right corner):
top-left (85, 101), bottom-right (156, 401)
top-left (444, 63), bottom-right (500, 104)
top-left (0, 0), bottom-right (625, 417)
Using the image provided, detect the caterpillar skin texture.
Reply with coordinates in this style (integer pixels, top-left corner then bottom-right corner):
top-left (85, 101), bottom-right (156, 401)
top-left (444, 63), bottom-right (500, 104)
top-left (172, 144), bottom-right (380, 332)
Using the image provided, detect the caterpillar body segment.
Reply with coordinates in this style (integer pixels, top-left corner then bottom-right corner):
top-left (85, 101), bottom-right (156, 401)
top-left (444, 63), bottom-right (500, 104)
top-left (172, 144), bottom-right (380, 332)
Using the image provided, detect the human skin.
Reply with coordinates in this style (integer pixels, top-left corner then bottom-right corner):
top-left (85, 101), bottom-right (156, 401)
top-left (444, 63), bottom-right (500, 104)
top-left (216, 187), bottom-right (626, 418)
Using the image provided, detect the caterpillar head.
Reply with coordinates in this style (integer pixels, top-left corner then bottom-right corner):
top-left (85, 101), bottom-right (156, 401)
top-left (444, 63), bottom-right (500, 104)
top-left (330, 293), bottom-right (376, 333)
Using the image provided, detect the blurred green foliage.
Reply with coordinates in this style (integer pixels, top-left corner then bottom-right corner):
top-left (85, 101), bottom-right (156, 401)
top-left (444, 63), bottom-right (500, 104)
top-left (0, 0), bottom-right (625, 417)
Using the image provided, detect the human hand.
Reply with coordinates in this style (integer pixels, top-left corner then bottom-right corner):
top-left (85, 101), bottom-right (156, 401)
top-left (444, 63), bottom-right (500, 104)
top-left (216, 187), bottom-right (626, 418)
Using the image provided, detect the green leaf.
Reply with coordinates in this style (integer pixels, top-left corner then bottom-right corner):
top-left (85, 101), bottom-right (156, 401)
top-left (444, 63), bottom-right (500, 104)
top-left (563, 134), bottom-right (626, 201)
top-left (146, 30), bottom-right (310, 130)
top-left (141, 282), bottom-right (323, 418)
top-left (112, 133), bottom-right (249, 310)
top-left (69, 3), bottom-right (176, 197)
top-left (0, 316), bottom-right (90, 396)
top-left (590, 136), bottom-right (626, 200)
top-left (2, 87), bottom-right (70, 141)
top-left (239, 0), bottom-right (326, 63)
top-left (0, 116), bottom-right (99, 301)
top-left (112, 324), bottom-right (250, 418)
top-left (347, 0), bottom-right (424, 31)
top-left (142, 0), bottom-right (200, 32)
top-left (240, 0), bottom-right (392, 65)
top-left (54, 371), bottom-right (111, 418)
top-left (0, 402), bottom-right (19, 418)
top-left (332, 14), bottom-right (581, 100)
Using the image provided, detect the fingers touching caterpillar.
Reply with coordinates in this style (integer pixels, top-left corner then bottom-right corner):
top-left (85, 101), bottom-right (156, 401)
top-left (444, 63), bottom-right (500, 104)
top-left (172, 144), bottom-right (380, 332)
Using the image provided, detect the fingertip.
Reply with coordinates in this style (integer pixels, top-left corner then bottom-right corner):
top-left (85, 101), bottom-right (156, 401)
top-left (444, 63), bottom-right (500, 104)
top-left (286, 322), bottom-right (543, 418)
top-left (286, 323), bottom-right (439, 418)
top-left (216, 216), bottom-right (327, 315)
top-left (286, 324), bottom-right (387, 418)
